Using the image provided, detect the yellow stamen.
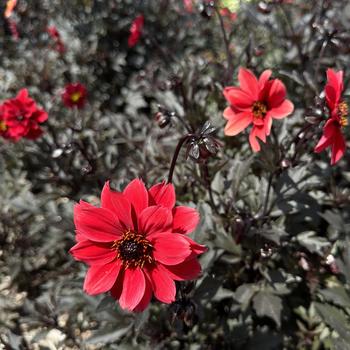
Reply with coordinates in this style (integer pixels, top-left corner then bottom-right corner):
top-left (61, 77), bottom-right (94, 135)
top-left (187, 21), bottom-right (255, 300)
top-left (0, 121), bottom-right (7, 132)
top-left (252, 101), bottom-right (267, 119)
top-left (338, 101), bottom-right (348, 127)
top-left (71, 92), bottom-right (82, 103)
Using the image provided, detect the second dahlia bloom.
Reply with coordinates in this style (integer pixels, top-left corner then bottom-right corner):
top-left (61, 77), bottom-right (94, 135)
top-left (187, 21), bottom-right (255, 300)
top-left (223, 68), bottom-right (294, 151)
top-left (1, 89), bottom-right (48, 141)
top-left (70, 179), bottom-right (206, 312)
top-left (62, 83), bottom-right (87, 109)
top-left (314, 69), bottom-right (347, 165)
top-left (128, 15), bottom-right (144, 48)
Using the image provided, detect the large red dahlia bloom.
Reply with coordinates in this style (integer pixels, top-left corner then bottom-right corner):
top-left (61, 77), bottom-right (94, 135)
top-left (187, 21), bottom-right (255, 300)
top-left (128, 15), bottom-right (144, 48)
top-left (223, 68), bottom-right (294, 151)
top-left (70, 179), bottom-right (206, 312)
top-left (314, 69), bottom-right (347, 165)
top-left (62, 83), bottom-right (87, 109)
top-left (1, 89), bottom-right (48, 141)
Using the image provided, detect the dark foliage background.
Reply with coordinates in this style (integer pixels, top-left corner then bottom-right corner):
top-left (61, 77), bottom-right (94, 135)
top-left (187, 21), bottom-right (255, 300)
top-left (1, 0), bottom-right (350, 349)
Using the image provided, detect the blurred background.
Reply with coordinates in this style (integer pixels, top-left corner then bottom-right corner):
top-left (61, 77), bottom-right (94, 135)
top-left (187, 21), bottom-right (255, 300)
top-left (1, 0), bottom-right (350, 349)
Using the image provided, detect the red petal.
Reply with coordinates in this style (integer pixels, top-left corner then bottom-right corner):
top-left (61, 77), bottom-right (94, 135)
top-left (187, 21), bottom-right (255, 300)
top-left (148, 265), bottom-right (176, 303)
top-left (223, 106), bottom-right (236, 120)
top-left (238, 67), bottom-right (259, 100)
top-left (223, 87), bottom-right (254, 111)
top-left (172, 206), bottom-right (200, 234)
top-left (74, 201), bottom-right (123, 242)
top-left (314, 119), bottom-right (336, 153)
top-left (224, 112), bottom-right (252, 136)
top-left (183, 236), bottom-right (207, 254)
top-left (123, 179), bottom-right (148, 216)
top-left (149, 182), bottom-right (175, 208)
top-left (268, 99), bottom-right (294, 119)
top-left (133, 273), bottom-right (153, 312)
top-left (149, 232), bottom-right (192, 265)
top-left (267, 79), bottom-right (287, 108)
top-left (258, 69), bottom-right (272, 90)
top-left (119, 268), bottom-right (146, 311)
top-left (139, 206), bottom-right (172, 235)
top-left (162, 257), bottom-right (202, 281)
top-left (101, 182), bottom-right (133, 229)
top-left (249, 126), bottom-right (265, 152)
top-left (69, 240), bottom-right (116, 265)
top-left (83, 260), bottom-right (122, 295)
top-left (331, 130), bottom-right (346, 165)
top-left (326, 69), bottom-right (343, 110)
top-left (110, 269), bottom-right (124, 300)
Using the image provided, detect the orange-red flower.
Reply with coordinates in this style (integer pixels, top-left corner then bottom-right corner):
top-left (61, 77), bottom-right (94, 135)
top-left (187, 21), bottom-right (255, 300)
top-left (223, 68), bottom-right (294, 151)
top-left (4, 0), bottom-right (17, 18)
top-left (314, 69), bottom-right (347, 165)
top-left (70, 179), bottom-right (206, 312)
top-left (0, 89), bottom-right (48, 141)
top-left (128, 15), bottom-right (144, 48)
top-left (62, 83), bottom-right (87, 109)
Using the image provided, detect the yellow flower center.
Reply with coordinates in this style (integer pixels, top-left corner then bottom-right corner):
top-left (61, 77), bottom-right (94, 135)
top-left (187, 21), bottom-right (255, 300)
top-left (252, 101), bottom-right (267, 119)
top-left (113, 230), bottom-right (154, 269)
top-left (338, 101), bottom-right (348, 127)
top-left (71, 92), bottom-right (82, 103)
top-left (0, 121), bottom-right (7, 132)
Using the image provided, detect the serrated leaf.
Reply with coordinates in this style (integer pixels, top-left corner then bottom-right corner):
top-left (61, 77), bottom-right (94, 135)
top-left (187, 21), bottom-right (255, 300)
top-left (234, 284), bottom-right (257, 305)
top-left (297, 231), bottom-right (331, 255)
top-left (253, 292), bottom-right (282, 328)
top-left (319, 287), bottom-right (350, 308)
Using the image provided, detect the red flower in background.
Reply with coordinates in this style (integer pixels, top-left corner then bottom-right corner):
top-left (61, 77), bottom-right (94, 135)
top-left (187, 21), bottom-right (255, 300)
top-left (62, 83), bottom-right (87, 109)
top-left (128, 15), bottom-right (144, 48)
top-left (0, 89), bottom-right (48, 141)
top-left (4, 0), bottom-right (17, 18)
top-left (220, 8), bottom-right (237, 21)
top-left (183, 0), bottom-right (194, 13)
top-left (314, 69), bottom-right (347, 165)
top-left (223, 67), bottom-right (294, 151)
top-left (70, 179), bottom-right (206, 312)
top-left (47, 25), bottom-right (65, 54)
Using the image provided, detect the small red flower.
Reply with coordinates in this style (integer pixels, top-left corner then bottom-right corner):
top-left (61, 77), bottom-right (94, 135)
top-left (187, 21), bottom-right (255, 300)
top-left (223, 67), bottom-right (294, 151)
top-left (1, 89), bottom-right (48, 141)
top-left (314, 69), bottom-right (347, 165)
top-left (128, 15), bottom-right (144, 48)
top-left (183, 0), bottom-right (194, 13)
top-left (220, 8), bottom-right (237, 21)
top-left (4, 0), bottom-right (17, 18)
top-left (62, 83), bottom-right (87, 109)
top-left (70, 179), bottom-right (206, 312)
top-left (47, 26), bottom-right (65, 53)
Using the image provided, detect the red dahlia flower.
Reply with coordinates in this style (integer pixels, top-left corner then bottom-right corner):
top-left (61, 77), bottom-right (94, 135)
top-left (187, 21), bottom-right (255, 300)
top-left (47, 26), bottom-right (65, 53)
top-left (314, 69), bottom-right (347, 165)
top-left (128, 15), bottom-right (144, 48)
top-left (70, 179), bottom-right (206, 312)
top-left (62, 83), bottom-right (87, 109)
top-left (1, 89), bottom-right (48, 141)
top-left (223, 68), bottom-right (294, 151)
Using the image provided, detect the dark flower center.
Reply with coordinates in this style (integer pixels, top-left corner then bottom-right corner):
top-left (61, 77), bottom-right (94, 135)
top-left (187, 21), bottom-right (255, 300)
top-left (113, 230), bottom-right (154, 269)
top-left (338, 101), bottom-right (348, 127)
top-left (252, 101), bottom-right (267, 119)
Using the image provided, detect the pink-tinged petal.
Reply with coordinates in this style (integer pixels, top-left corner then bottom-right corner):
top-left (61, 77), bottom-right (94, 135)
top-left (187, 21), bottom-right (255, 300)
top-left (223, 87), bottom-right (254, 111)
top-left (224, 112), bottom-right (252, 136)
top-left (172, 206), bottom-right (200, 234)
top-left (70, 240), bottom-right (116, 265)
top-left (139, 206), bottom-right (172, 235)
top-left (223, 106), bottom-right (237, 120)
top-left (267, 79), bottom-right (287, 108)
top-left (326, 69), bottom-right (343, 109)
top-left (249, 126), bottom-right (265, 152)
top-left (123, 179), bottom-right (148, 216)
top-left (268, 99), bottom-right (294, 119)
top-left (101, 182), bottom-right (133, 229)
top-left (162, 257), bottom-right (202, 281)
top-left (258, 69), bottom-right (272, 90)
top-left (314, 134), bottom-right (333, 153)
top-left (75, 231), bottom-right (85, 242)
top-left (238, 68), bottom-right (259, 99)
top-left (74, 201), bottom-right (123, 242)
top-left (119, 267), bottom-right (146, 311)
top-left (83, 260), bottom-right (122, 295)
top-left (17, 88), bottom-right (29, 100)
top-left (149, 182), bottom-right (175, 208)
top-left (133, 273), bottom-right (153, 312)
top-left (148, 265), bottom-right (176, 303)
top-left (149, 232), bottom-right (192, 265)
top-left (331, 130), bottom-right (346, 165)
top-left (264, 114), bottom-right (273, 136)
